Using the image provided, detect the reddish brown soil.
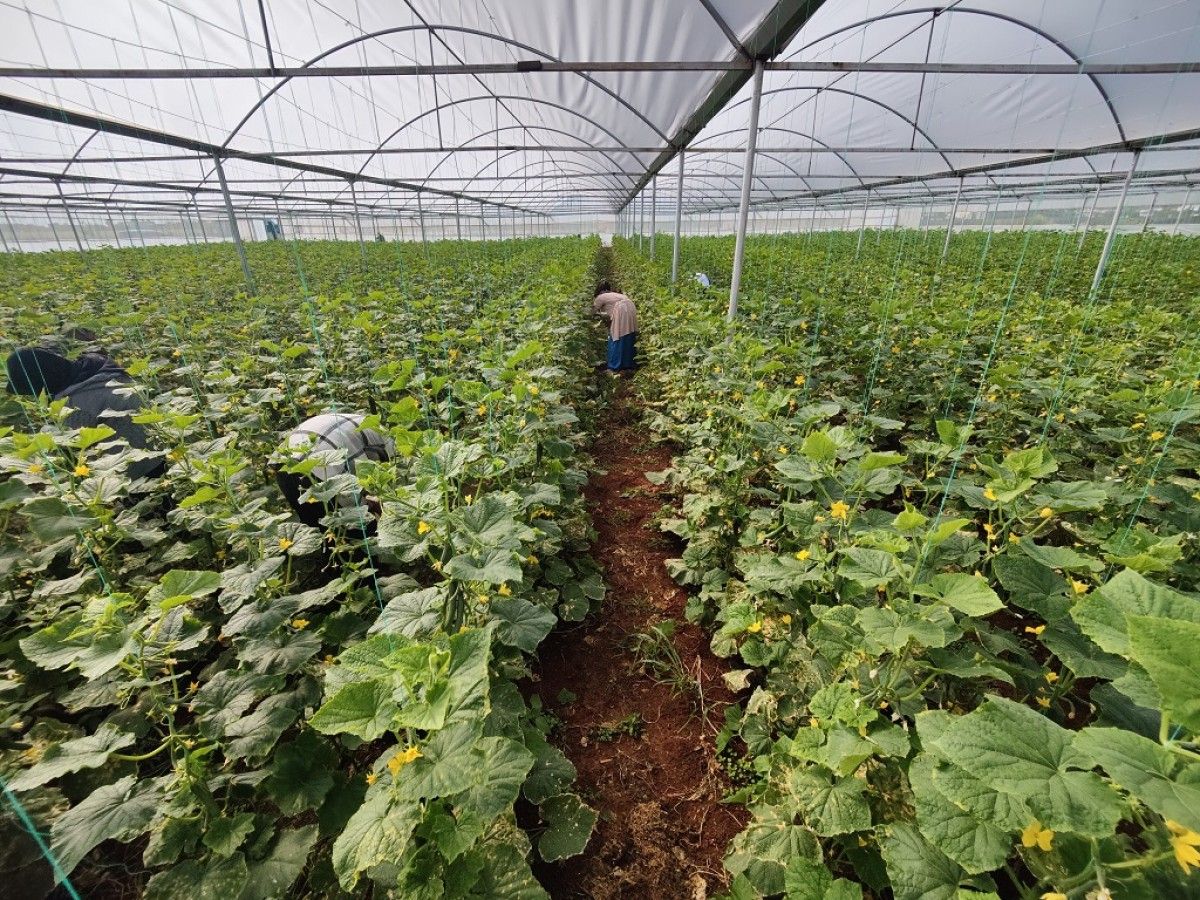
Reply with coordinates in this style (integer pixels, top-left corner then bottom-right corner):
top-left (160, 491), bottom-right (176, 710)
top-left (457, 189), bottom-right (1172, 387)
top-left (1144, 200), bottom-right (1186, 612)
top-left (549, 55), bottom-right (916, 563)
top-left (531, 382), bottom-right (748, 900)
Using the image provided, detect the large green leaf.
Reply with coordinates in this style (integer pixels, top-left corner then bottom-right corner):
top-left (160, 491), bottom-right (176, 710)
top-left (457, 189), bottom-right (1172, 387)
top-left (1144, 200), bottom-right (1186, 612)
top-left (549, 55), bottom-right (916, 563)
top-left (932, 696), bottom-right (1123, 835)
top-left (331, 788), bottom-right (423, 891)
top-left (457, 494), bottom-right (534, 551)
top-left (193, 670), bottom-right (280, 740)
top-left (725, 805), bottom-right (822, 897)
top-left (50, 775), bottom-right (165, 874)
top-left (537, 793), bottom-right (597, 862)
top-left (858, 605), bottom-right (955, 653)
top-left (239, 826), bottom-right (318, 900)
top-left (224, 694), bottom-right (301, 760)
top-left (740, 552), bottom-right (824, 594)
top-left (786, 767), bottom-right (872, 836)
top-left (1073, 728), bottom-right (1200, 831)
top-left (370, 585), bottom-right (444, 638)
top-left (491, 598), bottom-right (556, 653)
top-left (1127, 615), bottom-right (1200, 732)
top-left (784, 858), bottom-right (864, 900)
top-left (879, 823), bottom-right (964, 900)
top-left (7, 725), bottom-right (134, 791)
top-left (265, 730), bottom-right (337, 815)
top-left (1072, 568), bottom-right (1200, 656)
top-left (310, 677), bottom-right (397, 740)
top-left (838, 548), bottom-right (903, 588)
top-left (909, 756), bottom-right (1017, 875)
top-left (914, 574), bottom-right (1003, 616)
top-left (992, 555), bottom-right (1070, 621)
top-left (445, 548), bottom-right (523, 585)
top-left (144, 854), bottom-right (250, 900)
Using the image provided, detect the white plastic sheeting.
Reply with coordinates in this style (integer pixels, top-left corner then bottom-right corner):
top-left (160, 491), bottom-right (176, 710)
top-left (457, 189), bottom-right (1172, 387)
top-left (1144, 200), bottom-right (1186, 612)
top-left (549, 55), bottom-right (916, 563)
top-left (0, 0), bottom-right (1199, 223)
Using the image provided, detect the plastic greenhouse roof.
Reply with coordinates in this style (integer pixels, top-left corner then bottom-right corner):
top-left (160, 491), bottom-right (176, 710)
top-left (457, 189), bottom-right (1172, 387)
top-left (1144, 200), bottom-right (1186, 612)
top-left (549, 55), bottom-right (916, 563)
top-left (0, 0), bottom-right (1198, 222)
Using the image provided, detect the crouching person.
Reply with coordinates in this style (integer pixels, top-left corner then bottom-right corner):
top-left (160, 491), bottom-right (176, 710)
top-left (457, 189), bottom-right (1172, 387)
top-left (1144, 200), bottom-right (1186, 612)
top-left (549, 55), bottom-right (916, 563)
top-left (273, 413), bottom-right (393, 534)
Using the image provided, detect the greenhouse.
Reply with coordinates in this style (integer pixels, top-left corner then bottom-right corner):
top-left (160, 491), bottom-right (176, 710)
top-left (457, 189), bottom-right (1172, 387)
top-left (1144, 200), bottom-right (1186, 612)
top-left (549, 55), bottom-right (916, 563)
top-left (1, 1), bottom-right (1199, 898)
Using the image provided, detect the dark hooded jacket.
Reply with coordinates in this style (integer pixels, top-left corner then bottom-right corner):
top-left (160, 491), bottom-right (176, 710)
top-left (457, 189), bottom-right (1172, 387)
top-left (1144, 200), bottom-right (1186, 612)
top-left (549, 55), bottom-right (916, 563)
top-left (6, 348), bottom-right (163, 481)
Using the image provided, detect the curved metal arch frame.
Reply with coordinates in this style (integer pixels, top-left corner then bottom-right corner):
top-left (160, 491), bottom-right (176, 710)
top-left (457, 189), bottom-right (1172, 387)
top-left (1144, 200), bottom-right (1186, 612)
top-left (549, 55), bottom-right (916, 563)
top-left (416, 123), bottom-right (644, 204)
top-left (434, 152), bottom-right (630, 212)
top-left (221, 23), bottom-right (669, 153)
top-left (784, 5), bottom-right (1127, 145)
top-left (694, 123), bottom-right (869, 189)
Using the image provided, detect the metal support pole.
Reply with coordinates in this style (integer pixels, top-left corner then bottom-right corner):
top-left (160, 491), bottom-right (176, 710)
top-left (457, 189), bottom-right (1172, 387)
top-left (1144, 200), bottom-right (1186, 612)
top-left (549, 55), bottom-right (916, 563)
top-left (1140, 192), bottom-right (1158, 234)
top-left (212, 152), bottom-right (254, 291)
top-left (46, 210), bottom-right (64, 251)
top-left (455, 198), bottom-right (462, 242)
top-left (638, 190), bottom-right (645, 252)
top-left (349, 181), bottom-right (367, 269)
top-left (3, 211), bottom-right (22, 252)
top-left (1078, 188), bottom-right (1099, 252)
top-left (55, 182), bottom-right (86, 254)
top-left (941, 177), bottom-right (964, 260)
top-left (1172, 187), bottom-right (1192, 236)
top-left (650, 176), bottom-right (657, 260)
top-left (856, 190), bottom-right (870, 258)
top-left (672, 152), bottom-right (685, 284)
top-left (417, 193), bottom-right (428, 251)
top-left (728, 60), bottom-right (765, 320)
top-left (1088, 152), bottom-right (1139, 300)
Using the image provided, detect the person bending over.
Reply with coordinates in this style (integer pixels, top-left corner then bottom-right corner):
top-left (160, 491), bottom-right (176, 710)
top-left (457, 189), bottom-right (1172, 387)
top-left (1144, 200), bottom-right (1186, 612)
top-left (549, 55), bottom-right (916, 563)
top-left (5, 346), bottom-right (164, 481)
top-left (592, 281), bottom-right (638, 374)
top-left (274, 413), bottom-right (393, 530)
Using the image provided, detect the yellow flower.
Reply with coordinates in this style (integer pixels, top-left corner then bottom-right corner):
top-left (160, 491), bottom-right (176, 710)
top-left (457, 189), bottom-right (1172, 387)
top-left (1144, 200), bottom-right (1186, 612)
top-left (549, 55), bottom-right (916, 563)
top-left (1025, 624), bottom-right (1046, 636)
top-left (1042, 893), bottom-right (1068, 900)
top-left (279, 537), bottom-right (294, 550)
top-left (746, 621), bottom-right (763, 634)
top-left (1009, 533), bottom-right (1021, 543)
top-left (432, 560), bottom-right (443, 572)
top-left (28, 463), bottom-right (43, 474)
top-left (172, 348), bottom-right (182, 358)
top-left (814, 514), bottom-right (826, 523)
top-left (498, 584), bottom-right (512, 596)
top-left (1131, 422), bottom-right (1145, 430)
top-left (1071, 579), bottom-right (1089, 595)
top-left (527, 555), bottom-right (539, 564)
top-left (188, 681), bottom-right (200, 693)
top-left (530, 386), bottom-right (539, 396)
top-left (1150, 430), bottom-right (1165, 441)
top-left (830, 500), bottom-right (850, 521)
top-left (1039, 507), bottom-right (1053, 518)
top-left (1045, 671), bottom-right (1059, 684)
top-left (795, 549), bottom-right (811, 561)
top-left (365, 772), bottom-right (378, 785)
top-left (984, 487), bottom-right (998, 502)
top-left (292, 618), bottom-right (310, 630)
top-left (1168, 820), bottom-right (1200, 875)
top-left (794, 375), bottom-right (804, 386)
top-left (1021, 820), bottom-right (1055, 852)
top-left (463, 494), bottom-right (473, 504)
top-left (477, 405), bottom-right (487, 415)
top-left (1036, 696), bottom-right (1051, 708)
top-left (387, 746), bottom-right (424, 777)
top-left (417, 521), bottom-right (431, 535)
top-left (983, 522), bottom-right (995, 536)
top-left (781, 614), bottom-right (792, 625)
top-left (779, 446), bottom-right (789, 455)
top-left (74, 464), bottom-right (90, 477)
top-left (476, 594), bottom-right (489, 604)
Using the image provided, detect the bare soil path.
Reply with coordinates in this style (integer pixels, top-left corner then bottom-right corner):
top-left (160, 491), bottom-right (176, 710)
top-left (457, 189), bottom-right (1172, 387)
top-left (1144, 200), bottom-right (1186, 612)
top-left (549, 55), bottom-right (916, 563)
top-left (531, 381), bottom-right (747, 900)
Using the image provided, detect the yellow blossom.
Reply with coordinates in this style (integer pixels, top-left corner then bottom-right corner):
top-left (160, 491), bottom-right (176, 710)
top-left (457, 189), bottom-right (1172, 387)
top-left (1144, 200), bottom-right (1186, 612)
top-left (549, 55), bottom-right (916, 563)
top-left (530, 386), bottom-right (539, 396)
top-left (779, 446), bottom-right (789, 455)
top-left (365, 772), bottom-right (378, 785)
top-left (983, 523), bottom-right (995, 536)
top-left (74, 464), bottom-right (90, 477)
top-left (1131, 422), bottom-right (1145, 430)
top-left (1025, 624), bottom-right (1046, 636)
top-left (1009, 533), bottom-right (1021, 543)
top-left (188, 681), bottom-right (199, 693)
top-left (1021, 821), bottom-right (1055, 852)
top-left (781, 614), bottom-right (792, 625)
top-left (292, 618), bottom-right (310, 630)
top-left (28, 463), bottom-right (44, 474)
top-left (1167, 820), bottom-right (1200, 875)
top-left (498, 584), bottom-right (512, 596)
top-left (1036, 696), bottom-right (1051, 708)
top-left (1042, 893), bottom-right (1068, 900)
top-left (830, 500), bottom-right (850, 521)
top-left (1150, 430), bottom-right (1165, 441)
top-left (417, 521), bottom-right (431, 535)
top-left (387, 746), bottom-right (424, 777)
top-left (476, 594), bottom-right (489, 604)
top-left (746, 621), bottom-right (763, 634)
top-left (984, 487), bottom-right (998, 502)
top-left (279, 537), bottom-right (294, 550)
top-left (1045, 671), bottom-right (1059, 684)
top-left (794, 375), bottom-right (804, 386)
top-left (477, 405), bottom-right (487, 415)
top-left (814, 514), bottom-right (826, 522)
top-left (1039, 507), bottom-right (1053, 518)
top-left (527, 555), bottom-right (539, 564)
top-left (432, 560), bottom-right (443, 572)
top-left (795, 549), bottom-right (811, 561)
top-left (1071, 579), bottom-right (1089, 595)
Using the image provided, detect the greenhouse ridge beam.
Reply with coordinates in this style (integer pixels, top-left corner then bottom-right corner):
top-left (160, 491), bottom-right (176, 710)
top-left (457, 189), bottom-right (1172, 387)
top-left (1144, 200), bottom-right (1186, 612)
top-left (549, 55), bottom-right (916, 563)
top-left (0, 93), bottom-right (547, 219)
top-left (618, 0), bottom-right (830, 213)
top-left (2, 62), bottom-right (1198, 78)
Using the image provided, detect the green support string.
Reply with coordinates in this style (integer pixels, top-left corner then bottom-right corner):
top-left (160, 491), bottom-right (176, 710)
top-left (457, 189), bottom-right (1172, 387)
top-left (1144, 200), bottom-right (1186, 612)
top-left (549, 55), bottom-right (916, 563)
top-left (1, 775), bottom-right (83, 899)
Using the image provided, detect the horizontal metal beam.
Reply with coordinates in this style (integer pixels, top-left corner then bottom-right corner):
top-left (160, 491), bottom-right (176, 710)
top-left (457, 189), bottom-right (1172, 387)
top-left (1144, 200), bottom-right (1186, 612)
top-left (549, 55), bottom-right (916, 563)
top-left (0, 61), bottom-right (1196, 79)
top-left (0, 92), bottom-right (548, 218)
